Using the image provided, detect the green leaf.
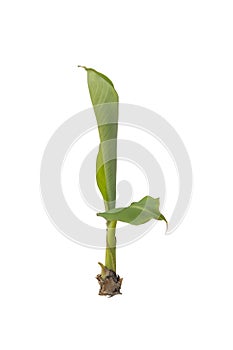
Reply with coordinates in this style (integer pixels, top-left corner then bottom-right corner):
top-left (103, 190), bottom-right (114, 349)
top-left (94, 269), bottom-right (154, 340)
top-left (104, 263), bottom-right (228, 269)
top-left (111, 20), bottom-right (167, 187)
top-left (97, 196), bottom-right (167, 227)
top-left (79, 66), bottom-right (118, 210)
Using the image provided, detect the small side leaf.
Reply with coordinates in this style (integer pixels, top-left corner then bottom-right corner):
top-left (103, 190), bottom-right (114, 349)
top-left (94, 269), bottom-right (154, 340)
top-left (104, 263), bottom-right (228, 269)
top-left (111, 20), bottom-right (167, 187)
top-left (97, 196), bottom-right (167, 227)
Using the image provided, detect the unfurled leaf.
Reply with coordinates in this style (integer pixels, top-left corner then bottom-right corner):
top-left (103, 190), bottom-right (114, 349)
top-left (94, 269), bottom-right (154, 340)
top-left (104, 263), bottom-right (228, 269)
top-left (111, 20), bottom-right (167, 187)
top-left (80, 66), bottom-right (118, 211)
top-left (97, 196), bottom-right (167, 227)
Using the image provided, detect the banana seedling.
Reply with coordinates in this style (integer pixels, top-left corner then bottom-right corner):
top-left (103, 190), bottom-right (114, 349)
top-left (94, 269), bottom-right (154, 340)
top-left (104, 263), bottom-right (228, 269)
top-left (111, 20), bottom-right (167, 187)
top-left (78, 66), bottom-right (167, 296)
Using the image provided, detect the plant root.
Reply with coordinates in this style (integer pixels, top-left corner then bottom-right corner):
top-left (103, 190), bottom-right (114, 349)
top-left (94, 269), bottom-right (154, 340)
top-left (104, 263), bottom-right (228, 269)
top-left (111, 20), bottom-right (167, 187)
top-left (96, 263), bottom-right (123, 297)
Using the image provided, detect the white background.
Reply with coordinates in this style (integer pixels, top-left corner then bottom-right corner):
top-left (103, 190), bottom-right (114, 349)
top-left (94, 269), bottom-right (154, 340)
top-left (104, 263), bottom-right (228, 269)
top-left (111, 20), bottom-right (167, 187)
top-left (1, 1), bottom-right (233, 349)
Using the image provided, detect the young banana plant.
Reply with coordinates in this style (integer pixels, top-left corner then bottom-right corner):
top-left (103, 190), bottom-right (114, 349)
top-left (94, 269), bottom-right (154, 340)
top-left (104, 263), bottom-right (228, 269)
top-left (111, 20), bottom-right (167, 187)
top-left (79, 66), bottom-right (167, 297)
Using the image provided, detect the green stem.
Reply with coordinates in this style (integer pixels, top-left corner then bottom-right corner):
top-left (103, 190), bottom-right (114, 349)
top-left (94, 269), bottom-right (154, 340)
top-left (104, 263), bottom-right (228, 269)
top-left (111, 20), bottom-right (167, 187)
top-left (105, 220), bottom-right (117, 272)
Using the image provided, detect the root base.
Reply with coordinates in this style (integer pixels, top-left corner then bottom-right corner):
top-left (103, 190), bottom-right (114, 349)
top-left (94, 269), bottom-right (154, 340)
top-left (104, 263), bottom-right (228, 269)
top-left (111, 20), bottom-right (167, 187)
top-left (96, 266), bottom-right (123, 297)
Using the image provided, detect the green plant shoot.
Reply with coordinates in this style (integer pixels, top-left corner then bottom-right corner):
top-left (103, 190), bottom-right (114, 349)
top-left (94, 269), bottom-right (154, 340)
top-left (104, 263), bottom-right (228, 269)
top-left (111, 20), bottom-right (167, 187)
top-left (79, 66), bottom-right (167, 296)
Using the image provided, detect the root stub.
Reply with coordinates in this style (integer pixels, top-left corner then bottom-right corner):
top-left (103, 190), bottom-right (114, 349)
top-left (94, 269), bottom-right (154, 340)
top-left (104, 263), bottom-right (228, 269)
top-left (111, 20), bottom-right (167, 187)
top-left (96, 264), bottom-right (123, 297)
